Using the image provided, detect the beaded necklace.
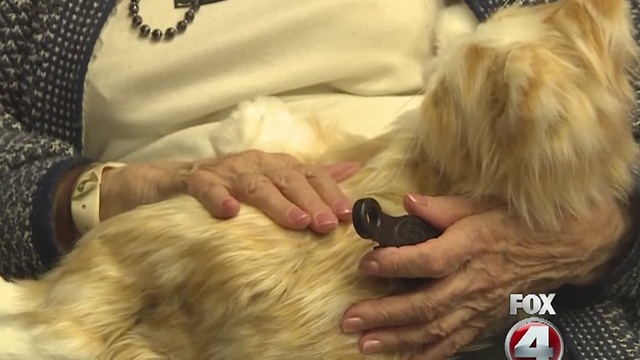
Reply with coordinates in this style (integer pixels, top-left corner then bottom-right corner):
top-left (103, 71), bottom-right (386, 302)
top-left (128, 0), bottom-right (201, 41)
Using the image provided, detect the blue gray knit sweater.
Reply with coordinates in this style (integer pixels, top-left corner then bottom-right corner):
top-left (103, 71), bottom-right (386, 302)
top-left (1, 0), bottom-right (639, 359)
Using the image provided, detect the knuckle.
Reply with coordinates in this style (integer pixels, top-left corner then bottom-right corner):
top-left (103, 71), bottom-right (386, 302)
top-left (473, 277), bottom-right (498, 293)
top-left (269, 169), bottom-right (305, 190)
top-left (427, 321), bottom-right (455, 341)
top-left (240, 174), bottom-right (272, 196)
top-left (225, 160), bottom-right (248, 175)
top-left (387, 335), bottom-right (408, 349)
top-left (377, 307), bottom-right (401, 326)
top-left (467, 315), bottom-right (488, 330)
top-left (413, 297), bottom-right (438, 322)
top-left (394, 332), bottom-right (418, 349)
top-left (304, 165), bottom-right (330, 179)
top-left (220, 152), bottom-right (254, 173)
top-left (474, 225), bottom-right (494, 247)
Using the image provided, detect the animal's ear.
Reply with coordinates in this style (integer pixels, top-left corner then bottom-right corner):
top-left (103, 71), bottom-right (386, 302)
top-left (429, 42), bottom-right (530, 148)
top-left (569, 0), bottom-right (626, 18)
top-left (549, 0), bottom-right (638, 108)
top-left (487, 45), bottom-right (563, 148)
top-left (561, 0), bottom-right (637, 68)
top-left (420, 42), bottom-right (515, 153)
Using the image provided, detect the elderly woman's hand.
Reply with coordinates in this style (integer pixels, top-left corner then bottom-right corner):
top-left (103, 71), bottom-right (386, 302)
top-left (99, 150), bottom-right (359, 233)
top-left (340, 193), bottom-right (631, 360)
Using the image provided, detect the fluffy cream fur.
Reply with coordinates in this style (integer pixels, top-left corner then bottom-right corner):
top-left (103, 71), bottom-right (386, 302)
top-left (421, 0), bottom-right (639, 228)
top-left (1, 0), bottom-right (638, 359)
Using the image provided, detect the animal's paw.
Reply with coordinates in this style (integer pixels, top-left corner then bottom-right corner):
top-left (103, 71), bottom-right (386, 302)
top-left (210, 96), bottom-right (317, 157)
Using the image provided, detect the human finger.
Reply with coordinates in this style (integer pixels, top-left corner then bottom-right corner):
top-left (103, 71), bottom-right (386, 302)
top-left (265, 168), bottom-right (339, 233)
top-left (342, 274), bottom-right (471, 333)
top-left (403, 194), bottom-right (492, 230)
top-left (323, 161), bottom-right (361, 182)
top-left (409, 326), bottom-right (481, 360)
top-left (184, 169), bottom-right (241, 218)
top-left (358, 220), bottom-right (486, 278)
top-left (358, 306), bottom-right (476, 354)
top-left (233, 173), bottom-right (311, 230)
top-left (300, 164), bottom-right (354, 222)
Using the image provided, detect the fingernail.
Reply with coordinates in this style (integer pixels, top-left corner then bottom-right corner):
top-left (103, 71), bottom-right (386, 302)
top-left (407, 193), bottom-right (430, 206)
top-left (333, 200), bottom-right (352, 216)
top-left (360, 260), bottom-right (379, 274)
top-left (342, 317), bottom-right (365, 333)
top-left (288, 208), bottom-right (310, 223)
top-left (315, 212), bottom-right (338, 228)
top-left (362, 340), bottom-right (383, 354)
top-left (220, 197), bottom-right (240, 215)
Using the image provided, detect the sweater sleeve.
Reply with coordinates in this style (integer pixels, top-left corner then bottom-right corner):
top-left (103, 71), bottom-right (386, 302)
top-left (0, 0), bottom-right (117, 279)
top-left (0, 106), bottom-right (92, 279)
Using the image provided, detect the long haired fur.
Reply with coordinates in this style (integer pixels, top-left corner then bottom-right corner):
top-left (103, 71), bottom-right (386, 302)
top-left (421, 0), bottom-right (639, 228)
top-left (1, 0), bottom-right (638, 359)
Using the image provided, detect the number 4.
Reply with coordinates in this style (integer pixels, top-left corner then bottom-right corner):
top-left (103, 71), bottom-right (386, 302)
top-left (514, 325), bottom-right (554, 360)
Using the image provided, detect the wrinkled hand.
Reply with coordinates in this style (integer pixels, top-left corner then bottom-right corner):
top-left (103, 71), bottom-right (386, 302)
top-left (340, 194), bottom-right (630, 359)
top-left (100, 150), bottom-right (359, 233)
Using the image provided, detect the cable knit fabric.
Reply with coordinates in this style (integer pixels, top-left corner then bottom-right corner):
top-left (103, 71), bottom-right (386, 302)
top-left (0, 0), bottom-right (639, 359)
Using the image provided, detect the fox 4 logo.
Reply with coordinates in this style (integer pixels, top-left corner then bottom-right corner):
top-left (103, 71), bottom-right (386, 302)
top-left (504, 294), bottom-right (565, 360)
top-left (509, 294), bottom-right (556, 316)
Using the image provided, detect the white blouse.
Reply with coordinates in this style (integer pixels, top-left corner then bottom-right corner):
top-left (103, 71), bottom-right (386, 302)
top-left (82, 0), bottom-right (451, 163)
